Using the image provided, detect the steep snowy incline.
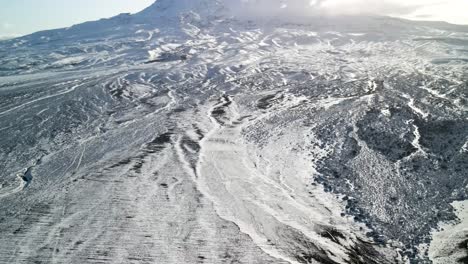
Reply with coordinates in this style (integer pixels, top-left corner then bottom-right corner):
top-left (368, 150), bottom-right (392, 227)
top-left (0, 1), bottom-right (468, 264)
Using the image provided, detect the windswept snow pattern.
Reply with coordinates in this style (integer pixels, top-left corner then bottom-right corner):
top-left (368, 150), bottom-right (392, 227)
top-left (0, 1), bottom-right (467, 263)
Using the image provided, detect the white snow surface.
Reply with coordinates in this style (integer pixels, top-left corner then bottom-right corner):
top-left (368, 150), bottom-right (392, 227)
top-left (0, 1), bottom-right (467, 264)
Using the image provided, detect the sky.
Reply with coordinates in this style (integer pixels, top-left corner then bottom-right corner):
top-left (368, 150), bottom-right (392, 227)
top-left (0, 0), bottom-right (154, 38)
top-left (1, 0), bottom-right (467, 38)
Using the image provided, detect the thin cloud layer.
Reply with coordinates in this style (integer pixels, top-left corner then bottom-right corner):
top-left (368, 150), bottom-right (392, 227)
top-left (225, 0), bottom-right (468, 24)
top-left (318, 0), bottom-right (423, 15)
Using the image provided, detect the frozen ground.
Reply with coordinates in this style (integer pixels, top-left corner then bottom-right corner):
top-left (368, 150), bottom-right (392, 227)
top-left (0, 1), bottom-right (467, 263)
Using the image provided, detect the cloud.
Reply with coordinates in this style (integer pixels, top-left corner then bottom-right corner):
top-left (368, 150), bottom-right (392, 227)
top-left (404, 0), bottom-right (468, 24)
top-left (1, 23), bottom-right (13, 30)
top-left (224, 0), bottom-right (464, 23)
top-left (227, 0), bottom-right (320, 18)
top-left (0, 23), bottom-right (17, 40)
top-left (317, 0), bottom-right (424, 16)
top-left (0, 34), bottom-right (18, 40)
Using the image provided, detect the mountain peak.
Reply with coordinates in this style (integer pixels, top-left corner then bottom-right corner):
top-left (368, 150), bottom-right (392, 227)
top-left (137, 0), bottom-right (226, 18)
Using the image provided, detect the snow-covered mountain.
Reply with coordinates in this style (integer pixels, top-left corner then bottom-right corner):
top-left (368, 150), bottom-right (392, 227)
top-left (0, 1), bottom-right (467, 263)
top-left (1, 0), bottom-right (466, 77)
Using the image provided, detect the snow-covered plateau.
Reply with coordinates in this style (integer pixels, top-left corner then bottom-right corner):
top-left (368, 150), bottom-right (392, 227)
top-left (0, 0), bottom-right (467, 263)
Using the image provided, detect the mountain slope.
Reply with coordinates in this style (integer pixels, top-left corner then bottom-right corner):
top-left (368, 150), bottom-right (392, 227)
top-left (0, 1), bottom-right (467, 263)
